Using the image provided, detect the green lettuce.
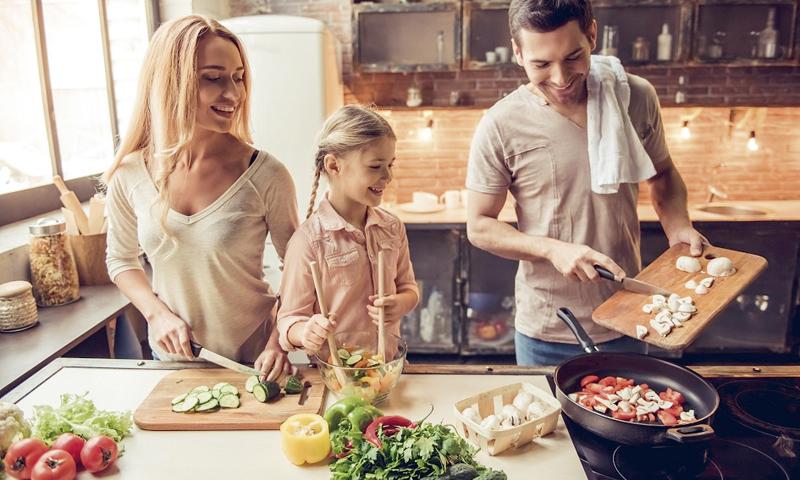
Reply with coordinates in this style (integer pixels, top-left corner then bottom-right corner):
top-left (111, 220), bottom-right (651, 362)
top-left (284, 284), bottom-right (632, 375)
top-left (31, 393), bottom-right (132, 444)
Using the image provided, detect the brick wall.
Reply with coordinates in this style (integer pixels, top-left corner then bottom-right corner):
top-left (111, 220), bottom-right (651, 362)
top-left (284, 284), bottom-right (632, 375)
top-left (379, 107), bottom-right (800, 205)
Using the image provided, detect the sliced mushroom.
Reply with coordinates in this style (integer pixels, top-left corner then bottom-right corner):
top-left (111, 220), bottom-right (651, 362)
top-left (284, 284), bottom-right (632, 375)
top-left (685, 279), bottom-right (698, 289)
top-left (676, 256), bottom-right (702, 273)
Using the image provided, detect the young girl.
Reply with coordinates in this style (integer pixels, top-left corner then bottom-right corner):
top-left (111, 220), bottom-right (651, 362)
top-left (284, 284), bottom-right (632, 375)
top-left (104, 15), bottom-right (298, 380)
top-left (277, 105), bottom-right (418, 355)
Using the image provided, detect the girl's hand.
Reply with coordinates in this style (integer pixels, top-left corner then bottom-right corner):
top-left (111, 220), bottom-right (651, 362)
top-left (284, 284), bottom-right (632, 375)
top-left (254, 345), bottom-right (292, 382)
top-left (367, 294), bottom-right (403, 325)
top-left (301, 313), bottom-right (337, 354)
top-left (149, 310), bottom-right (193, 358)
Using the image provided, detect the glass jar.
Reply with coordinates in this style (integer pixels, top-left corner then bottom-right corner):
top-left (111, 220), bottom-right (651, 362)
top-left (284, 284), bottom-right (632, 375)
top-left (601, 25), bottom-right (619, 56)
top-left (632, 37), bottom-right (650, 62)
top-left (0, 280), bottom-right (39, 332)
top-left (28, 218), bottom-right (80, 306)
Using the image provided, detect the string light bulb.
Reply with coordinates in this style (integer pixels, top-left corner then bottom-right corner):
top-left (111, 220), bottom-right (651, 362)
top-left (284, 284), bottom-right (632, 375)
top-left (680, 120), bottom-right (691, 140)
top-left (747, 130), bottom-right (759, 152)
top-left (418, 118), bottom-right (434, 142)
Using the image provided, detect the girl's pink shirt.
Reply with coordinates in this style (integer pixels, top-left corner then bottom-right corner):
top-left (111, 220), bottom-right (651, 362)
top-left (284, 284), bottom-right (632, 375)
top-left (277, 197), bottom-right (418, 352)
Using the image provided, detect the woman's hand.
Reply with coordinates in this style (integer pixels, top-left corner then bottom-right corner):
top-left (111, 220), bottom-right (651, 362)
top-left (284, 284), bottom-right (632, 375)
top-left (254, 341), bottom-right (293, 382)
top-left (149, 310), bottom-right (193, 358)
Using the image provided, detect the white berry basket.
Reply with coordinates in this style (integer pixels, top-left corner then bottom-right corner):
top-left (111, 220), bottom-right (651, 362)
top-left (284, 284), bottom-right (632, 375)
top-left (453, 382), bottom-right (561, 455)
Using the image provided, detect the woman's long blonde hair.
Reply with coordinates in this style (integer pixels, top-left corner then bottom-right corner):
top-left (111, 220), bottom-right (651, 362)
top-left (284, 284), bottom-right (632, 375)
top-left (307, 105), bottom-right (395, 219)
top-left (103, 15), bottom-right (252, 237)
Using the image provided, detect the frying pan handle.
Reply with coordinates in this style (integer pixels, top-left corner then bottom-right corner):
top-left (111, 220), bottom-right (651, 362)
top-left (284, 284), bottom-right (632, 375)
top-left (665, 424), bottom-right (715, 443)
top-left (557, 307), bottom-right (599, 353)
top-left (593, 265), bottom-right (618, 282)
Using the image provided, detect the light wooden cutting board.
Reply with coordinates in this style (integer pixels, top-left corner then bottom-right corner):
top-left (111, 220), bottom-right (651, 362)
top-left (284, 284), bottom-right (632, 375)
top-left (134, 366), bottom-right (326, 430)
top-left (593, 244), bottom-right (767, 350)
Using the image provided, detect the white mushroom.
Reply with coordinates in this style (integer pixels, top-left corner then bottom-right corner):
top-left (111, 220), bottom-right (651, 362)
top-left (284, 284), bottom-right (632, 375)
top-left (694, 284), bottom-right (709, 295)
top-left (671, 317), bottom-right (684, 327)
top-left (512, 391), bottom-right (534, 413)
top-left (526, 401), bottom-right (546, 421)
top-left (642, 304), bottom-right (655, 314)
top-left (480, 414), bottom-right (501, 431)
top-left (652, 294), bottom-right (666, 306)
top-left (501, 404), bottom-right (522, 427)
top-left (700, 277), bottom-right (715, 288)
top-left (461, 406), bottom-right (482, 425)
top-left (707, 257), bottom-right (736, 277)
top-left (678, 303), bottom-right (697, 313)
top-left (635, 324), bottom-right (648, 339)
top-left (593, 404), bottom-right (608, 414)
top-left (672, 312), bottom-right (692, 322)
top-left (679, 296), bottom-right (694, 305)
top-left (676, 256), bottom-right (702, 273)
top-left (685, 279), bottom-right (698, 289)
top-left (680, 410), bottom-right (697, 422)
top-left (651, 318), bottom-right (673, 337)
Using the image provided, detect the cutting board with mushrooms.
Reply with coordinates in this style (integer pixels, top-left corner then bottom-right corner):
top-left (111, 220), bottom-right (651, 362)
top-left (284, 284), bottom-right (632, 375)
top-left (592, 244), bottom-right (767, 350)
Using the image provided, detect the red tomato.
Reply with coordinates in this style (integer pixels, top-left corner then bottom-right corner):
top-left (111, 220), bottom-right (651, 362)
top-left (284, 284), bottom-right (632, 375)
top-left (665, 388), bottom-right (685, 405)
top-left (584, 383), bottom-right (604, 394)
top-left (50, 434), bottom-right (85, 468)
top-left (31, 450), bottom-right (76, 480)
top-left (578, 395), bottom-right (597, 408)
top-left (3, 438), bottom-right (49, 479)
top-left (665, 403), bottom-right (684, 418)
top-left (639, 383), bottom-right (650, 391)
top-left (612, 409), bottom-right (636, 421)
top-left (80, 436), bottom-right (118, 473)
top-left (657, 410), bottom-right (678, 426)
top-left (580, 375), bottom-right (599, 388)
top-left (599, 376), bottom-right (617, 387)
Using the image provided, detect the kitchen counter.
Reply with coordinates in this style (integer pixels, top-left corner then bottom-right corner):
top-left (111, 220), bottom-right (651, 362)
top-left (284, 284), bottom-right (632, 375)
top-left (5, 360), bottom-right (799, 479)
top-left (387, 200), bottom-right (800, 225)
top-left (3, 359), bottom-right (587, 479)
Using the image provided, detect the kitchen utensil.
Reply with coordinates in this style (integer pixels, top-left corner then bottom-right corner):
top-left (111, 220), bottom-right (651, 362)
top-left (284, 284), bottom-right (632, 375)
top-left (190, 341), bottom-right (261, 376)
top-left (88, 194), bottom-right (105, 234)
top-left (555, 307), bottom-right (719, 446)
top-left (593, 244), bottom-right (767, 350)
top-left (314, 330), bottom-right (406, 405)
top-left (454, 382), bottom-right (561, 455)
top-left (594, 265), bottom-right (672, 296)
top-left (309, 260), bottom-right (347, 386)
top-left (377, 250), bottom-right (386, 360)
top-left (53, 176), bottom-right (90, 235)
top-left (69, 232), bottom-right (112, 286)
top-left (133, 367), bottom-right (326, 431)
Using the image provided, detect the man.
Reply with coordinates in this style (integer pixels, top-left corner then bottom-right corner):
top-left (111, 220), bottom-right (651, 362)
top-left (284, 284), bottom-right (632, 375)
top-left (466, 0), bottom-right (705, 365)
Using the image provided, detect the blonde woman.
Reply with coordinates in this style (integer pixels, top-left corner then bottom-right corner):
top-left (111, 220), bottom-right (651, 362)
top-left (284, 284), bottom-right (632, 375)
top-left (104, 15), bottom-right (298, 380)
top-left (277, 105), bottom-right (418, 355)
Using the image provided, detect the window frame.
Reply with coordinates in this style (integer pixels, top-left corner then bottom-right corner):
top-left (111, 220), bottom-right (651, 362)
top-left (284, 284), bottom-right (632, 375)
top-left (0, 0), bottom-right (159, 226)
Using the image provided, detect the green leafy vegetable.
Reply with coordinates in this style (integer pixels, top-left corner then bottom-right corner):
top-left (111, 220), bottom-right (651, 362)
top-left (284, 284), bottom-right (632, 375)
top-left (329, 421), bottom-right (506, 480)
top-left (31, 393), bottom-right (132, 444)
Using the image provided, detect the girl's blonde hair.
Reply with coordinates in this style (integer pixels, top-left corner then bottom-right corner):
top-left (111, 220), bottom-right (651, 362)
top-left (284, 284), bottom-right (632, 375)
top-left (307, 105), bottom-right (395, 219)
top-left (103, 15), bottom-right (252, 238)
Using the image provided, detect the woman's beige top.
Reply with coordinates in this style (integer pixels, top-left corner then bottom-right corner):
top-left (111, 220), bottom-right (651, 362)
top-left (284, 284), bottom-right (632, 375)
top-left (106, 150), bottom-right (299, 362)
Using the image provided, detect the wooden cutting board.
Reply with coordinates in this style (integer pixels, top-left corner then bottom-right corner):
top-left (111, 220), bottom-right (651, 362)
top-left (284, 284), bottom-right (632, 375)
top-left (134, 366), bottom-right (327, 431)
top-left (593, 244), bottom-right (767, 350)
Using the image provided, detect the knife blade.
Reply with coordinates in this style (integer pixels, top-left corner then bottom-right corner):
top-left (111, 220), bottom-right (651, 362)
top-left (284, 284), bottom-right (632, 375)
top-left (594, 265), bottom-right (672, 296)
top-left (190, 341), bottom-right (261, 377)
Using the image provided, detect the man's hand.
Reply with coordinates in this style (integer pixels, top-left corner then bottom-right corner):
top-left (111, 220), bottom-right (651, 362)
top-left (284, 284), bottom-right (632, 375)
top-left (547, 241), bottom-right (626, 282)
top-left (668, 226), bottom-right (709, 256)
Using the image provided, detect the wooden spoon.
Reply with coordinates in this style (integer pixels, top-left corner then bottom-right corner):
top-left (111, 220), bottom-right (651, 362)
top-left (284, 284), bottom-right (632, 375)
top-left (309, 261), bottom-right (347, 385)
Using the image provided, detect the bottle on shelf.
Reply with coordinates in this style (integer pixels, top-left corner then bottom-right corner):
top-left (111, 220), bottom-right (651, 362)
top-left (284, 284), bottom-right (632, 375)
top-left (601, 25), bottom-right (619, 57)
top-left (657, 23), bottom-right (672, 61)
top-left (757, 7), bottom-right (778, 59)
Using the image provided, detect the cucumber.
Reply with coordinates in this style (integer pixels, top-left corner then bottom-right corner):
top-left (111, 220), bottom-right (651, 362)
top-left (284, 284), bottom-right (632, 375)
top-left (253, 381), bottom-right (280, 402)
top-left (219, 394), bottom-right (240, 408)
top-left (190, 385), bottom-right (210, 393)
top-left (253, 383), bottom-right (267, 402)
top-left (284, 376), bottom-right (304, 395)
top-left (171, 393), bottom-right (188, 405)
top-left (211, 389), bottom-right (221, 399)
top-left (196, 398), bottom-right (219, 412)
top-left (177, 395), bottom-right (199, 412)
top-left (346, 354), bottom-right (362, 366)
top-left (245, 375), bottom-right (260, 393)
top-left (196, 391), bottom-right (213, 404)
top-left (212, 382), bottom-right (230, 391)
top-left (220, 384), bottom-right (239, 396)
top-left (337, 348), bottom-right (351, 359)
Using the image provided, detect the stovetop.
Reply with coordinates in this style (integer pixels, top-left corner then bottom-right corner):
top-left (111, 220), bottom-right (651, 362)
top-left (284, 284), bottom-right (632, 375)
top-left (552, 377), bottom-right (800, 480)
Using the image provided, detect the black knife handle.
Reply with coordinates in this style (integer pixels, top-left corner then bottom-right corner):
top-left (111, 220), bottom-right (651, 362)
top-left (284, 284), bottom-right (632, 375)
top-left (190, 341), bottom-right (202, 357)
top-left (594, 265), bottom-right (617, 282)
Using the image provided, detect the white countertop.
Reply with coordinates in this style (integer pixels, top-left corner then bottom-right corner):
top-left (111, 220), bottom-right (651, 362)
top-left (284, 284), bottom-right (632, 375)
top-left (9, 364), bottom-right (587, 479)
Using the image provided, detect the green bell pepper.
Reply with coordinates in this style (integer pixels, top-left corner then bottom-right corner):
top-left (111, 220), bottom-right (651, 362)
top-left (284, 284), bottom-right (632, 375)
top-left (324, 396), bottom-right (382, 432)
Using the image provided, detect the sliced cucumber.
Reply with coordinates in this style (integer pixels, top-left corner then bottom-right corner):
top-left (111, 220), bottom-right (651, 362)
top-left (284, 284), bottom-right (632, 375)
top-left (337, 348), bottom-right (351, 359)
top-left (211, 389), bottom-right (221, 399)
top-left (346, 354), bottom-right (362, 366)
top-left (180, 395), bottom-right (199, 411)
top-left (245, 375), bottom-right (260, 393)
top-left (172, 399), bottom-right (195, 413)
top-left (220, 384), bottom-right (239, 396)
top-left (190, 385), bottom-right (210, 393)
top-left (196, 391), bottom-right (213, 404)
top-left (171, 393), bottom-right (188, 405)
top-left (219, 394), bottom-right (240, 408)
top-left (253, 383), bottom-right (268, 402)
top-left (196, 398), bottom-right (219, 412)
top-left (212, 382), bottom-right (230, 391)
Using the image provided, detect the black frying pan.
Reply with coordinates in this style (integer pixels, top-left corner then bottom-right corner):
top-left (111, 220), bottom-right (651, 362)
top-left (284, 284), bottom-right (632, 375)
top-left (554, 307), bottom-right (719, 446)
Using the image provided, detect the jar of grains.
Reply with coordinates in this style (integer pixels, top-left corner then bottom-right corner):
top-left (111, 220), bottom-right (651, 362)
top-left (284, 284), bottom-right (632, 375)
top-left (0, 280), bottom-right (39, 332)
top-left (28, 218), bottom-right (80, 306)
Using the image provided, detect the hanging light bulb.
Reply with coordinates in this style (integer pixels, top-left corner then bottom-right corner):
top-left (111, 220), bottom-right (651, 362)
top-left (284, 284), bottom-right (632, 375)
top-left (418, 119), bottom-right (434, 142)
top-left (747, 130), bottom-right (759, 152)
top-left (680, 120), bottom-right (691, 140)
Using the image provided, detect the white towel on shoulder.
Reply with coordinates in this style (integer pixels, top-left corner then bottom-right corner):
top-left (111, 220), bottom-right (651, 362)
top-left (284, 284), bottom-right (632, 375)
top-left (587, 55), bottom-right (656, 194)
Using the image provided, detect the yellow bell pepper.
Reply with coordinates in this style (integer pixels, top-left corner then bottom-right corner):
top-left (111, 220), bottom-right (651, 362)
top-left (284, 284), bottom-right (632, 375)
top-left (280, 413), bottom-right (331, 466)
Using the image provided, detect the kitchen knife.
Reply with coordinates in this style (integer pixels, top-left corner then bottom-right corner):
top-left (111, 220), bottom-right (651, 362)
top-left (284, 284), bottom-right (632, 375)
top-left (190, 341), bottom-right (261, 377)
top-left (594, 266), bottom-right (672, 296)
